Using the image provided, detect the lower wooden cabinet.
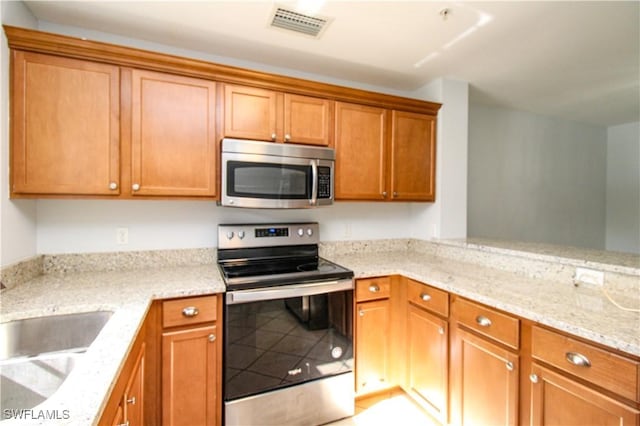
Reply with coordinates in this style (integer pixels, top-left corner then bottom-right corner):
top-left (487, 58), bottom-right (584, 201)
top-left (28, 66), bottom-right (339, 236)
top-left (452, 328), bottom-right (519, 426)
top-left (530, 363), bottom-right (640, 426)
top-left (355, 298), bottom-right (391, 394)
top-left (406, 304), bottom-right (448, 423)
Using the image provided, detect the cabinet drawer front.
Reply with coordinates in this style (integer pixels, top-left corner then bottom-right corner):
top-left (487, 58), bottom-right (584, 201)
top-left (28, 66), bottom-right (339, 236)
top-left (406, 278), bottom-right (449, 317)
top-left (454, 298), bottom-right (519, 349)
top-left (356, 277), bottom-right (391, 302)
top-left (162, 295), bottom-right (217, 328)
top-left (532, 326), bottom-right (639, 402)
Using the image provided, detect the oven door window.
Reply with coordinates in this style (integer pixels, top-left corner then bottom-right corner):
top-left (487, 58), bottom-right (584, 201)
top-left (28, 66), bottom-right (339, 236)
top-left (224, 291), bottom-right (353, 401)
top-left (227, 161), bottom-right (311, 199)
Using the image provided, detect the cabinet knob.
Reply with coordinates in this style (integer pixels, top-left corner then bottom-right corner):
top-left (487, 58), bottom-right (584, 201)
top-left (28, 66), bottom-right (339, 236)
top-left (359, 309), bottom-right (364, 317)
top-left (126, 396), bottom-right (136, 405)
top-left (438, 327), bottom-right (445, 335)
top-left (271, 133), bottom-right (277, 141)
top-left (182, 306), bottom-right (199, 317)
top-left (132, 183), bottom-right (140, 191)
top-left (382, 191), bottom-right (387, 198)
top-left (393, 191), bottom-right (398, 198)
top-left (208, 334), bottom-right (216, 342)
top-left (117, 422), bottom-right (130, 426)
top-left (505, 361), bottom-right (515, 371)
top-left (109, 182), bottom-right (118, 190)
top-left (368, 284), bottom-right (380, 293)
top-left (284, 134), bottom-right (291, 141)
top-left (565, 352), bottom-right (591, 368)
top-left (475, 315), bottom-right (492, 327)
top-left (420, 293), bottom-right (431, 302)
top-left (529, 373), bottom-right (539, 384)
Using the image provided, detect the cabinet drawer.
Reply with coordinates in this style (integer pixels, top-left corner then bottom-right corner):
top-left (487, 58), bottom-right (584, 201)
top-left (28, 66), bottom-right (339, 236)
top-left (532, 326), bottom-right (639, 402)
top-left (162, 295), bottom-right (217, 328)
top-left (454, 298), bottom-right (519, 349)
top-left (406, 278), bottom-right (449, 318)
top-left (356, 277), bottom-right (391, 302)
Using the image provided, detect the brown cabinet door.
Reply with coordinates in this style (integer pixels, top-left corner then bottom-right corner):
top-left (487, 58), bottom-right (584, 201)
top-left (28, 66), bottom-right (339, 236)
top-left (530, 364), bottom-right (639, 426)
top-left (223, 84), bottom-right (278, 141)
top-left (11, 51), bottom-right (120, 196)
top-left (355, 299), bottom-right (390, 394)
top-left (162, 325), bottom-right (218, 426)
top-left (283, 94), bottom-right (331, 146)
top-left (452, 328), bottom-right (519, 426)
top-left (123, 344), bottom-right (145, 426)
top-left (407, 305), bottom-right (448, 422)
top-left (390, 110), bottom-right (436, 201)
top-left (131, 70), bottom-right (217, 197)
top-left (334, 102), bottom-right (388, 200)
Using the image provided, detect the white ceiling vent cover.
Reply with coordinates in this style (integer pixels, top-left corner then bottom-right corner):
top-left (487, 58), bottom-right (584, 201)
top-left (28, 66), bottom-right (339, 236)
top-left (270, 7), bottom-right (329, 37)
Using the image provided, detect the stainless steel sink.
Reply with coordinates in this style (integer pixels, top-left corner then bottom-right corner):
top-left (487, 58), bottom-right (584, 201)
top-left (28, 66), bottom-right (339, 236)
top-left (0, 311), bottom-right (113, 418)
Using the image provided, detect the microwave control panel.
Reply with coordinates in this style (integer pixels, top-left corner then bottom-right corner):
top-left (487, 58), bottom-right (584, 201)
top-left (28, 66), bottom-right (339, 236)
top-left (318, 167), bottom-right (331, 199)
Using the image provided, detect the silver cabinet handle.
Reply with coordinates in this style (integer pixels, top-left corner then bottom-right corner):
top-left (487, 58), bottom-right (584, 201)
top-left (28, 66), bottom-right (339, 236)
top-left (118, 422), bottom-right (129, 426)
top-left (530, 374), bottom-right (539, 383)
top-left (368, 284), bottom-right (380, 293)
top-left (382, 191), bottom-right (388, 198)
top-left (208, 334), bottom-right (216, 342)
top-left (271, 133), bottom-right (277, 141)
top-left (131, 183), bottom-right (140, 191)
top-left (475, 315), bottom-right (492, 327)
top-left (393, 191), bottom-right (398, 198)
top-left (182, 306), bottom-right (199, 317)
top-left (506, 361), bottom-right (514, 371)
top-left (126, 396), bottom-right (136, 405)
top-left (420, 293), bottom-right (431, 302)
top-left (566, 352), bottom-right (591, 367)
top-left (359, 309), bottom-right (364, 317)
top-left (109, 182), bottom-right (118, 190)
top-left (284, 134), bottom-right (291, 141)
top-left (438, 327), bottom-right (445, 335)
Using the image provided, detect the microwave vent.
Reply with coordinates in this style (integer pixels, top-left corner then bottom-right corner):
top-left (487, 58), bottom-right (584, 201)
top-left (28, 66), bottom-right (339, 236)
top-left (270, 7), bottom-right (329, 38)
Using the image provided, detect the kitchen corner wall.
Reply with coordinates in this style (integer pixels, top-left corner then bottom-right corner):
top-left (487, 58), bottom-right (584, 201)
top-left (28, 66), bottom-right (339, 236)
top-left (0, 1), bottom-right (38, 267)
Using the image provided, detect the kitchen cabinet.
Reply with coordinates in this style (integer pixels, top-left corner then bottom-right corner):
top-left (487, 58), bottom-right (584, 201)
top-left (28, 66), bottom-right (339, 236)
top-left (11, 51), bottom-right (120, 196)
top-left (405, 279), bottom-right (449, 423)
top-left (130, 69), bottom-right (217, 197)
top-left (223, 84), bottom-right (332, 145)
top-left (98, 335), bottom-right (145, 426)
top-left (355, 277), bottom-right (392, 394)
top-left (334, 102), bottom-right (436, 201)
top-left (529, 325), bottom-right (640, 425)
top-left (161, 295), bottom-right (221, 426)
top-left (450, 298), bottom-right (520, 426)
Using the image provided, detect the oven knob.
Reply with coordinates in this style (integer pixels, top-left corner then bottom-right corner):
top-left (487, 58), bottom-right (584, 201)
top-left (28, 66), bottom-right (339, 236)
top-left (238, 231), bottom-right (245, 240)
top-left (306, 228), bottom-right (313, 237)
top-left (226, 231), bottom-right (234, 240)
top-left (297, 228), bottom-right (304, 237)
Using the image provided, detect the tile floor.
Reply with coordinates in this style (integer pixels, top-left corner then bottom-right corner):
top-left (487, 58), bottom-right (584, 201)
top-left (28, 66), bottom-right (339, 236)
top-left (327, 388), bottom-right (440, 426)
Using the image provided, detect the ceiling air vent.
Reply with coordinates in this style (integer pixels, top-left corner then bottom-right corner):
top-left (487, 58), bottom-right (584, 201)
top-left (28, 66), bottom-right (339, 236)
top-left (270, 7), bottom-right (328, 38)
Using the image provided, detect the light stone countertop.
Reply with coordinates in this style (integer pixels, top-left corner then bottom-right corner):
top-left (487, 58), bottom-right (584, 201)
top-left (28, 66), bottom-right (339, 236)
top-left (1, 245), bottom-right (639, 425)
top-left (0, 264), bottom-right (225, 425)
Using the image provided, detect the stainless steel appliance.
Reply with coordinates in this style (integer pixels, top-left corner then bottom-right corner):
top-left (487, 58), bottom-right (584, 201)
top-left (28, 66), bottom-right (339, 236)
top-left (218, 222), bottom-right (354, 426)
top-left (220, 138), bottom-right (335, 209)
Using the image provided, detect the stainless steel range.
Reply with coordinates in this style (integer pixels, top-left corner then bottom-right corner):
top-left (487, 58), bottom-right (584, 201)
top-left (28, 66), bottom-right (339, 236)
top-left (217, 222), bottom-right (355, 426)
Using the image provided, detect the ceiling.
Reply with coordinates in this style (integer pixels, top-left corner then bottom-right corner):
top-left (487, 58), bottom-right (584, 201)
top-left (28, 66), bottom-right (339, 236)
top-left (23, 1), bottom-right (640, 127)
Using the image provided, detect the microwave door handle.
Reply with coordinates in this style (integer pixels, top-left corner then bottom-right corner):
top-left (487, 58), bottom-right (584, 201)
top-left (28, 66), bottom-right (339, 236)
top-left (310, 160), bottom-right (318, 206)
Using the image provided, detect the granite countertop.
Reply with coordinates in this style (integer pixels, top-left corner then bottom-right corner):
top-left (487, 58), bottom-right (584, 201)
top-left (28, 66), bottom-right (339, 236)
top-left (1, 244), bottom-right (639, 425)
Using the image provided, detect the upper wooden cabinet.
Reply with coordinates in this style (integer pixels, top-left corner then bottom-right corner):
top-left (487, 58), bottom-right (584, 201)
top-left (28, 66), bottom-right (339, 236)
top-left (11, 51), bottom-right (120, 196)
top-left (223, 84), bottom-right (332, 146)
top-left (130, 70), bottom-right (217, 197)
top-left (334, 102), bottom-right (436, 201)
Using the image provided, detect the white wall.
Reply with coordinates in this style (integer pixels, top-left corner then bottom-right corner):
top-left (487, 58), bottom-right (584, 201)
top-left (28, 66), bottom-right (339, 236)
top-left (467, 104), bottom-right (607, 249)
top-left (409, 78), bottom-right (469, 240)
top-left (0, 2), bottom-right (38, 267)
top-left (606, 121), bottom-right (640, 254)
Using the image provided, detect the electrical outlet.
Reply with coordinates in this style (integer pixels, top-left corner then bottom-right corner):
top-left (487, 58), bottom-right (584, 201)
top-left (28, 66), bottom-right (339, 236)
top-left (574, 267), bottom-right (604, 286)
top-left (117, 227), bottom-right (129, 245)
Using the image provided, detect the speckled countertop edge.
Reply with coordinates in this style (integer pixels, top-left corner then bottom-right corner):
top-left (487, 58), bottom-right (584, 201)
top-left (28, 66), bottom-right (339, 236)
top-left (1, 245), bottom-right (639, 425)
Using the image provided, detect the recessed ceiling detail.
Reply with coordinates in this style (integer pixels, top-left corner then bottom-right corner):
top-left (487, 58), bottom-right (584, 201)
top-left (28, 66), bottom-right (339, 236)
top-left (270, 7), bottom-right (328, 37)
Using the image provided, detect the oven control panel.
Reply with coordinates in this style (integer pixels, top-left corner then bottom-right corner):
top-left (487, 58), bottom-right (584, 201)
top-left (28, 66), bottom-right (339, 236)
top-left (218, 222), bottom-right (319, 249)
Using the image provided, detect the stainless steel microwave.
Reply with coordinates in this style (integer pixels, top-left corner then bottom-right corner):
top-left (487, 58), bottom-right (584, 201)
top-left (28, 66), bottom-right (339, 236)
top-left (220, 138), bottom-right (334, 209)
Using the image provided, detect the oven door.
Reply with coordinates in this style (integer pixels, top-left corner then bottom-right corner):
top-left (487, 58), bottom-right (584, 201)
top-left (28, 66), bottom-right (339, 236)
top-left (224, 279), bottom-right (354, 425)
top-left (221, 151), bottom-right (333, 209)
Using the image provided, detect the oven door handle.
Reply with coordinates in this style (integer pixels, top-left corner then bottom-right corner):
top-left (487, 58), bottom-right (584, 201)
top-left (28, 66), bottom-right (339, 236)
top-left (226, 279), bottom-right (353, 304)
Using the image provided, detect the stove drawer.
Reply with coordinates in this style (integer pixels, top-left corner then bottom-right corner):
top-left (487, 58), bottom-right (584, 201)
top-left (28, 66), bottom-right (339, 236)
top-left (163, 295), bottom-right (217, 328)
top-left (356, 277), bottom-right (391, 302)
